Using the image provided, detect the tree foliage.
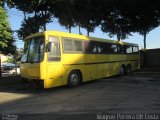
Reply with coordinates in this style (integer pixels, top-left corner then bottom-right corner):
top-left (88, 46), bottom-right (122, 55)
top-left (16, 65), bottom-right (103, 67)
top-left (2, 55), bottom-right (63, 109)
top-left (54, 0), bottom-right (76, 33)
top-left (17, 17), bottom-right (39, 40)
top-left (7, 0), bottom-right (54, 39)
top-left (0, 5), bottom-right (16, 54)
top-left (6, 0), bottom-right (160, 49)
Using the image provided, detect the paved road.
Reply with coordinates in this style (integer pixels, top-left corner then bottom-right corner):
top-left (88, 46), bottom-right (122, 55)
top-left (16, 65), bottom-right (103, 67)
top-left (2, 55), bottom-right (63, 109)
top-left (0, 72), bottom-right (160, 120)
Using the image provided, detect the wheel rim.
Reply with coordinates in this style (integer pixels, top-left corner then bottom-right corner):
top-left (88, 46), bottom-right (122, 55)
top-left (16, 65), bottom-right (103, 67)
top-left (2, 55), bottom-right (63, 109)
top-left (127, 66), bottom-right (131, 73)
top-left (120, 67), bottom-right (125, 75)
top-left (70, 73), bottom-right (79, 85)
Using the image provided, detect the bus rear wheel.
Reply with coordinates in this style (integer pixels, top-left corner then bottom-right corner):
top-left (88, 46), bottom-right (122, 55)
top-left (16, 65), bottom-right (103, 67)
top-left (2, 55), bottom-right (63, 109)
top-left (126, 65), bottom-right (131, 74)
top-left (119, 65), bottom-right (126, 75)
top-left (67, 71), bottom-right (80, 88)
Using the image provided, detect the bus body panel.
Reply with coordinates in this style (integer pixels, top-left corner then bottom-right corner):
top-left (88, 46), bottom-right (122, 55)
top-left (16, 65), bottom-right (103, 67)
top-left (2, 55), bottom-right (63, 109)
top-left (21, 63), bottom-right (40, 79)
top-left (45, 62), bottom-right (64, 88)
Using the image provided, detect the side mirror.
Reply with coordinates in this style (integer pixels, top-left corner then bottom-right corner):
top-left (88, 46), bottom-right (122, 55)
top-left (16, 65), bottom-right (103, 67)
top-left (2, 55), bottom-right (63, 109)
top-left (46, 42), bottom-right (51, 52)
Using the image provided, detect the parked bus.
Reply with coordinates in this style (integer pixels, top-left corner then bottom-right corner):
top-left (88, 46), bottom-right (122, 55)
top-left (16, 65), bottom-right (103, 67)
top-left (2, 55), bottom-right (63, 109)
top-left (20, 31), bottom-right (140, 88)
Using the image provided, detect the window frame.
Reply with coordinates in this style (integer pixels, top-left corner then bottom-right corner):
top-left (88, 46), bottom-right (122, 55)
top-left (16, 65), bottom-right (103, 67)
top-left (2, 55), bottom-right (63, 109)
top-left (125, 45), bottom-right (133, 54)
top-left (62, 37), bottom-right (83, 53)
top-left (97, 41), bottom-right (110, 54)
top-left (21, 36), bottom-right (45, 63)
top-left (83, 40), bottom-right (98, 54)
top-left (61, 37), bottom-right (139, 55)
top-left (132, 46), bottom-right (139, 54)
top-left (47, 36), bottom-right (61, 62)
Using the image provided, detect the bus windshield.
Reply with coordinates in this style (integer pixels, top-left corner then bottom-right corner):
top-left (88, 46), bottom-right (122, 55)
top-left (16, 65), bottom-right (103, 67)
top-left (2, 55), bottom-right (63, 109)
top-left (21, 36), bottom-right (44, 63)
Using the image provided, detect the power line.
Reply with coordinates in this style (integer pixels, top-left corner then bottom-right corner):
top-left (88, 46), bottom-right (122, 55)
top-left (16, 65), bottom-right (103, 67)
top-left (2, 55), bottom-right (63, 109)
top-left (7, 10), bottom-right (24, 15)
top-left (7, 11), bottom-right (24, 17)
top-left (4, 8), bottom-right (23, 15)
top-left (8, 13), bottom-right (23, 17)
top-left (7, 11), bottom-right (34, 18)
top-left (8, 12), bottom-right (23, 17)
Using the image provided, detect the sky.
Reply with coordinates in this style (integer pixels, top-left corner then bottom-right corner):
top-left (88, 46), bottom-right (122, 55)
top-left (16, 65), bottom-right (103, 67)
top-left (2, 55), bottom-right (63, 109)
top-left (7, 8), bottom-right (160, 49)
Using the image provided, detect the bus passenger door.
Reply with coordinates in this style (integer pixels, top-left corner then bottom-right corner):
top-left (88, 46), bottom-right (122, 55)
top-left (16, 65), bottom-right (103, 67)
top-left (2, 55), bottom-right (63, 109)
top-left (45, 36), bottom-right (64, 88)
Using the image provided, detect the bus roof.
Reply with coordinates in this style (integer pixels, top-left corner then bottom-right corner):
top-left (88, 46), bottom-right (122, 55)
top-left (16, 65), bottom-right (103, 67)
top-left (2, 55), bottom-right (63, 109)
top-left (25, 30), bottom-right (138, 46)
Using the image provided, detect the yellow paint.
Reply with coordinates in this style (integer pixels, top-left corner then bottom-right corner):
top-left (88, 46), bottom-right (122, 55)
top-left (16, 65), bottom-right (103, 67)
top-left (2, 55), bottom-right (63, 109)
top-left (20, 30), bottom-right (140, 88)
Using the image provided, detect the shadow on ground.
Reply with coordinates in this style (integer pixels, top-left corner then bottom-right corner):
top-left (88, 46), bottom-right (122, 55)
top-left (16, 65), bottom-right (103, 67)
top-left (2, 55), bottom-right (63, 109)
top-left (0, 68), bottom-right (160, 120)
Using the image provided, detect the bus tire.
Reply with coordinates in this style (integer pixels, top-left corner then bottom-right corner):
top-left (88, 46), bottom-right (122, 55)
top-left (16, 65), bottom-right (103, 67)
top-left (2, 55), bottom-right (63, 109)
top-left (67, 70), bottom-right (80, 88)
top-left (119, 65), bottom-right (126, 75)
top-left (126, 65), bottom-right (131, 74)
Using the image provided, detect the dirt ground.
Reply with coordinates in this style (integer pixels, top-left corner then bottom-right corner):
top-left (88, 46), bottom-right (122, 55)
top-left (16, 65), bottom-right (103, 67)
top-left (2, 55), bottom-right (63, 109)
top-left (0, 68), bottom-right (160, 120)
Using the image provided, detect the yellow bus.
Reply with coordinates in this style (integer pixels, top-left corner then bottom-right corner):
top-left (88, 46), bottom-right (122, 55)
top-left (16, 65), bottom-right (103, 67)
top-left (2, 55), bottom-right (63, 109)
top-left (20, 30), bottom-right (140, 88)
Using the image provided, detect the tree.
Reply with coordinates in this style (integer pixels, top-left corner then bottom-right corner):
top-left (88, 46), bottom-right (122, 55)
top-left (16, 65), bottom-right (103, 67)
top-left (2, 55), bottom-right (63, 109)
top-left (118, 0), bottom-right (160, 49)
top-left (15, 48), bottom-right (23, 63)
top-left (6, 0), bottom-right (160, 49)
top-left (132, 13), bottom-right (159, 50)
top-left (0, 5), bottom-right (16, 77)
top-left (0, 6), bottom-right (16, 54)
top-left (73, 0), bottom-right (100, 36)
top-left (101, 9), bottom-right (133, 41)
top-left (131, 8), bottom-right (160, 50)
top-left (54, 0), bottom-right (76, 33)
top-left (7, 0), bottom-right (53, 39)
top-left (100, 0), bottom-right (160, 45)
top-left (17, 17), bottom-right (40, 40)
top-left (0, 0), bottom-right (5, 7)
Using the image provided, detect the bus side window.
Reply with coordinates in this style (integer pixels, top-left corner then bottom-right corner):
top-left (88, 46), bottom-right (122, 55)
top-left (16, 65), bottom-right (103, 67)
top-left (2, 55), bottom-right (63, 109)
top-left (63, 38), bottom-right (83, 52)
top-left (133, 46), bottom-right (139, 54)
top-left (73, 40), bottom-right (83, 52)
top-left (121, 45), bottom-right (125, 54)
top-left (109, 44), bottom-right (118, 53)
top-left (117, 45), bottom-right (122, 54)
top-left (84, 41), bottom-right (97, 54)
top-left (97, 42), bottom-right (109, 54)
top-left (63, 39), bottom-right (73, 52)
top-left (125, 45), bottom-right (133, 53)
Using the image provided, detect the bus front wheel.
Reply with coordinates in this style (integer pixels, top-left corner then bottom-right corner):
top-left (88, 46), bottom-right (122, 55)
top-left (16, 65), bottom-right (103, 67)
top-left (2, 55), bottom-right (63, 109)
top-left (67, 70), bottom-right (80, 88)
